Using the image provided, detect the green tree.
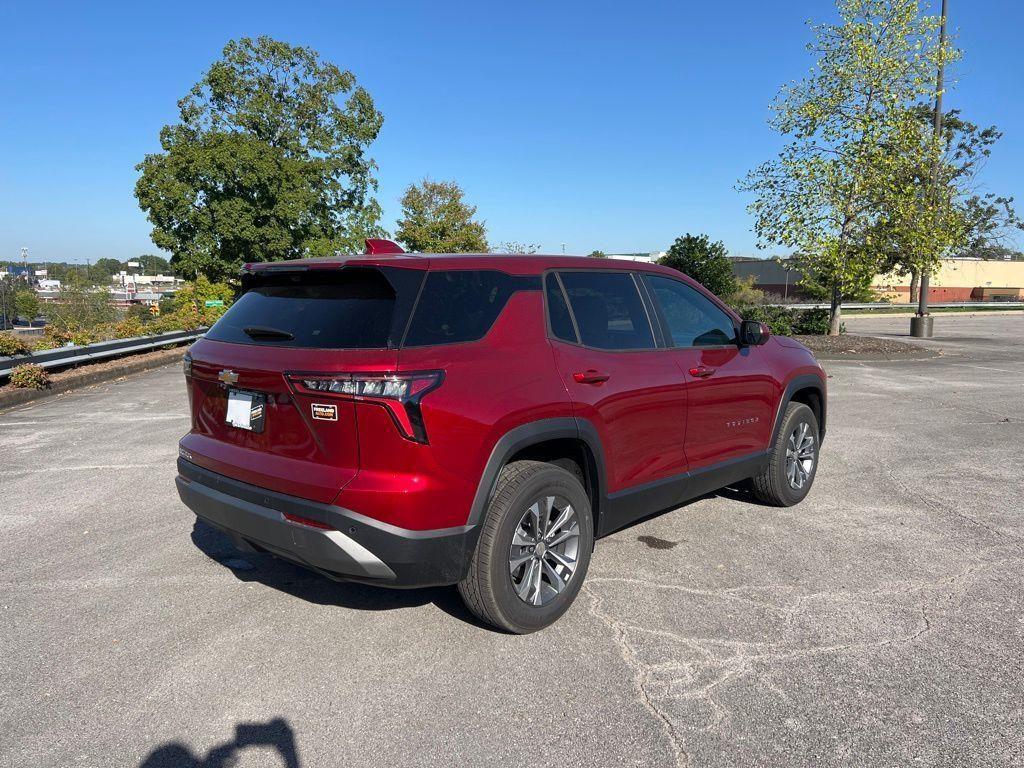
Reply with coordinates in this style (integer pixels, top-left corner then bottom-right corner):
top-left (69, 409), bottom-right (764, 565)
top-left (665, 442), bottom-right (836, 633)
top-left (740, 0), bottom-right (955, 334)
top-left (587, 250), bottom-right (608, 259)
top-left (90, 258), bottom-right (124, 284)
top-left (138, 254), bottom-right (172, 274)
top-left (14, 289), bottom-right (40, 320)
top-left (45, 285), bottom-right (116, 332)
top-left (395, 179), bottom-right (488, 253)
top-left (0, 276), bottom-right (20, 327)
top-left (659, 234), bottom-right (737, 299)
top-left (880, 108), bottom-right (1020, 294)
top-left (497, 241), bottom-right (540, 254)
top-left (135, 36), bottom-right (386, 282)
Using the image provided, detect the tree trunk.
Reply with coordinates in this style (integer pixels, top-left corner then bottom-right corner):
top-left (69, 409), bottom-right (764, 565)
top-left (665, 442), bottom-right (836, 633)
top-left (829, 283), bottom-right (842, 336)
top-left (909, 268), bottom-right (920, 304)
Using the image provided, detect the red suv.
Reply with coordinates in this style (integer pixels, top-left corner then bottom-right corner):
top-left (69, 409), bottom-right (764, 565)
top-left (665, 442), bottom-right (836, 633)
top-left (176, 240), bottom-right (826, 632)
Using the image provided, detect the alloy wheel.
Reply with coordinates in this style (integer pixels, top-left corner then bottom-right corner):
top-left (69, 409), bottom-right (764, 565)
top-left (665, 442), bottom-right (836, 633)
top-left (785, 422), bottom-right (815, 490)
top-left (509, 495), bottom-right (580, 606)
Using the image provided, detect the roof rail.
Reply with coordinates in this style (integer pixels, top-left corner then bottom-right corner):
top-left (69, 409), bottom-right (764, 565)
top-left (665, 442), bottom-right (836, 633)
top-left (364, 238), bottom-right (405, 255)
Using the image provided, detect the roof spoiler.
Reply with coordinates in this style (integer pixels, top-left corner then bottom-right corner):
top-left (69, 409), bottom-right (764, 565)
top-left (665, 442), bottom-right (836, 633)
top-left (364, 238), bottom-right (405, 255)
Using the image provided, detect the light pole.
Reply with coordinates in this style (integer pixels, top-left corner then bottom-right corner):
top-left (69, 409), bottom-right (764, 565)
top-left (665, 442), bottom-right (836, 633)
top-left (912, 0), bottom-right (949, 338)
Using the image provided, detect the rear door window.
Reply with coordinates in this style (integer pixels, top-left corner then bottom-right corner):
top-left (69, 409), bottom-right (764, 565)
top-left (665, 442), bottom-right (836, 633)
top-left (545, 273), bottom-right (578, 343)
top-left (403, 270), bottom-right (537, 347)
top-left (644, 274), bottom-right (737, 347)
top-left (205, 266), bottom-right (421, 349)
top-left (556, 271), bottom-right (655, 350)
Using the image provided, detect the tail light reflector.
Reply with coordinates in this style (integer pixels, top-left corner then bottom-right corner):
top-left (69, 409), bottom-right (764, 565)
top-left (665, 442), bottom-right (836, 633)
top-left (288, 371), bottom-right (443, 443)
top-left (283, 512), bottom-right (335, 530)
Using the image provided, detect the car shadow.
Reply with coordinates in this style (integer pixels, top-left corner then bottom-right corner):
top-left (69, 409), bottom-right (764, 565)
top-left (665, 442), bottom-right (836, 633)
top-left (138, 717), bottom-right (299, 767)
top-left (711, 482), bottom-right (778, 507)
top-left (189, 519), bottom-right (487, 628)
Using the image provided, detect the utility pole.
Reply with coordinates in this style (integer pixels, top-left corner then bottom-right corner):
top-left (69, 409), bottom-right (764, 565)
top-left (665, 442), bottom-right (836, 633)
top-left (912, 0), bottom-right (949, 338)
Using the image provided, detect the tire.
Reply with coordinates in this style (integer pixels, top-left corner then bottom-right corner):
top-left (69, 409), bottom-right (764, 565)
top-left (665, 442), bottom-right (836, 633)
top-left (458, 460), bottom-right (594, 633)
top-left (751, 402), bottom-right (820, 507)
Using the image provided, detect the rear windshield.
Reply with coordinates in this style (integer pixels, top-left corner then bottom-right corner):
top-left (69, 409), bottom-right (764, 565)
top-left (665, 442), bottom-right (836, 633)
top-left (205, 267), bottom-right (421, 349)
top-left (205, 266), bottom-right (537, 349)
top-left (403, 271), bottom-right (539, 347)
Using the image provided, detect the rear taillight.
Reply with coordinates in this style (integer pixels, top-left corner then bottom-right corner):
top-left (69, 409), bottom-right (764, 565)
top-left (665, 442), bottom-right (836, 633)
top-left (288, 371), bottom-right (443, 444)
top-left (182, 353), bottom-right (194, 414)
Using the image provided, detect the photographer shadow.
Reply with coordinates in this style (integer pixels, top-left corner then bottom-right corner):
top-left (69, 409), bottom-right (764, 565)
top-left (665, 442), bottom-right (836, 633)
top-left (139, 717), bottom-right (299, 767)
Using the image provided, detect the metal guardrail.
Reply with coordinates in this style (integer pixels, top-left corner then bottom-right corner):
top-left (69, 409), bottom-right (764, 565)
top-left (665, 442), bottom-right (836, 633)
top-left (774, 301), bottom-right (1024, 310)
top-left (0, 329), bottom-right (205, 381)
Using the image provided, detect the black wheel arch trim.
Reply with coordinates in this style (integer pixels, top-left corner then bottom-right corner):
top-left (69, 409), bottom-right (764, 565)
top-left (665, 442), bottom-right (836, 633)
top-left (772, 373), bottom-right (827, 445)
top-left (466, 417), bottom-right (608, 528)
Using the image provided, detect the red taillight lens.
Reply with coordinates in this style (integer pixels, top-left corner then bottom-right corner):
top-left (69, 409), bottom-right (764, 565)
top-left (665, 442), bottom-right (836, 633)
top-left (282, 512), bottom-right (334, 530)
top-left (288, 371), bottom-right (443, 444)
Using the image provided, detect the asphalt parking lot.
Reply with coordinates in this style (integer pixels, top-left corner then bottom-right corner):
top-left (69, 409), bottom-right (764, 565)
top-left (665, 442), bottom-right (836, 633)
top-left (2, 314), bottom-right (1022, 767)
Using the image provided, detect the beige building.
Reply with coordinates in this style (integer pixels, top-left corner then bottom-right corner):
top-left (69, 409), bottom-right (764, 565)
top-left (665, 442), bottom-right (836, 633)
top-left (872, 259), bottom-right (1024, 302)
top-left (732, 257), bottom-right (1024, 302)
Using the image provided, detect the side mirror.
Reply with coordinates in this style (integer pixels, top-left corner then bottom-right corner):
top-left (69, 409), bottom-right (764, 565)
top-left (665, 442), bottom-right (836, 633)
top-left (739, 320), bottom-right (771, 346)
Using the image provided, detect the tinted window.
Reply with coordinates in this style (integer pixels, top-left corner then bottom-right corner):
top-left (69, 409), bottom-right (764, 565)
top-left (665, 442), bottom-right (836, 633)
top-left (206, 267), bottom-right (410, 349)
top-left (645, 275), bottom-right (736, 347)
top-left (558, 271), bottom-right (654, 350)
top-left (404, 271), bottom-right (536, 347)
top-left (545, 274), bottom-right (577, 342)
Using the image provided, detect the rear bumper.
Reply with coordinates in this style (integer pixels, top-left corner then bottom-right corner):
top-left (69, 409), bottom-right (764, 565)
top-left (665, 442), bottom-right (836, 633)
top-left (176, 458), bottom-right (478, 588)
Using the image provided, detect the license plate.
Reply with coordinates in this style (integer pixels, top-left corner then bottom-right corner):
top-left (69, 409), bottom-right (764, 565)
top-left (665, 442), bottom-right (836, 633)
top-left (226, 389), bottom-right (266, 433)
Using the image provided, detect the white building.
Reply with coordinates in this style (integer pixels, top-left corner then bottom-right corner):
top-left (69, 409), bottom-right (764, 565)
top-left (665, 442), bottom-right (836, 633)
top-left (607, 251), bottom-right (667, 263)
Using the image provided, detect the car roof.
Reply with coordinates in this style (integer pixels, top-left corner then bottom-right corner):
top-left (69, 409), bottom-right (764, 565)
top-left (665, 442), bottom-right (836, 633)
top-left (243, 252), bottom-right (682, 278)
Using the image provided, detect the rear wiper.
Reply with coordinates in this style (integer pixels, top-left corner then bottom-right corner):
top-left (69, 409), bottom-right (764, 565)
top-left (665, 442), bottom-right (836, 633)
top-left (243, 325), bottom-right (294, 341)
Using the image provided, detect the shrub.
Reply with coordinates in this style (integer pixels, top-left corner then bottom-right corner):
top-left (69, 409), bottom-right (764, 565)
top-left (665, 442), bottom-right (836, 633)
top-left (32, 336), bottom-right (60, 352)
top-left (9, 363), bottom-right (50, 390)
top-left (730, 276), bottom-right (764, 306)
top-left (113, 316), bottom-right (146, 339)
top-left (792, 308), bottom-right (831, 335)
top-left (44, 285), bottom-right (116, 331)
top-left (0, 332), bottom-right (31, 357)
top-left (737, 304), bottom-right (795, 336)
top-left (172, 276), bottom-right (233, 325)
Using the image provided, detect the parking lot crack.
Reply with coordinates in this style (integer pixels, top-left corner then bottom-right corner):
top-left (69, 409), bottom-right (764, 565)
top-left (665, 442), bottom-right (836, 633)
top-left (583, 583), bottom-right (692, 768)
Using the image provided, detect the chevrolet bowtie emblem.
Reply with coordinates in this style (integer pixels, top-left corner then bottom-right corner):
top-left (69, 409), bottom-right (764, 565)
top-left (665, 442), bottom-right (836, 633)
top-left (218, 369), bottom-right (239, 385)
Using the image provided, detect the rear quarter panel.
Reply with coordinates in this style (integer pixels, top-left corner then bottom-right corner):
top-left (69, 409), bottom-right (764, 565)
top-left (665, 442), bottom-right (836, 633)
top-left (337, 291), bottom-right (573, 530)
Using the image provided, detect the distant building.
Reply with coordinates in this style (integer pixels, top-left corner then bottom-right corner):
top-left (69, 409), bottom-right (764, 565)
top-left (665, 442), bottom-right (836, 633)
top-left (730, 256), bottom-right (1024, 302)
top-left (111, 273), bottom-right (183, 301)
top-left (607, 251), bottom-right (666, 263)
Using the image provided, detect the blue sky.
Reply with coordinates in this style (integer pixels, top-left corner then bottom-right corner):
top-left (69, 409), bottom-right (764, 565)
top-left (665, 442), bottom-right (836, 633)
top-left (2, 0), bottom-right (1022, 264)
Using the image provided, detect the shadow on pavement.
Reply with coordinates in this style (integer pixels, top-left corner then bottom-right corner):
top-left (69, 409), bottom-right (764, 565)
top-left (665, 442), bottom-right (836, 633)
top-left (189, 519), bottom-right (486, 627)
top-left (138, 717), bottom-right (299, 767)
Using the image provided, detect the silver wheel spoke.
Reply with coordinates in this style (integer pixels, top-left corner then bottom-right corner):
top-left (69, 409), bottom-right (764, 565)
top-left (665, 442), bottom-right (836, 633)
top-left (541, 496), bottom-right (556, 537)
top-left (546, 505), bottom-right (573, 539)
top-left (541, 558), bottom-right (566, 594)
top-left (512, 529), bottom-right (536, 547)
top-left (509, 552), bottom-right (532, 572)
top-left (528, 502), bottom-right (542, 539)
top-left (532, 561), bottom-right (548, 606)
top-left (546, 548), bottom-right (576, 570)
top-left (545, 526), bottom-right (579, 548)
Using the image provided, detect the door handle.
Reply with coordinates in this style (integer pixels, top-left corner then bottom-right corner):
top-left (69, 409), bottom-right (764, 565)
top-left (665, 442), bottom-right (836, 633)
top-left (573, 370), bottom-right (610, 385)
top-left (688, 366), bottom-right (716, 379)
